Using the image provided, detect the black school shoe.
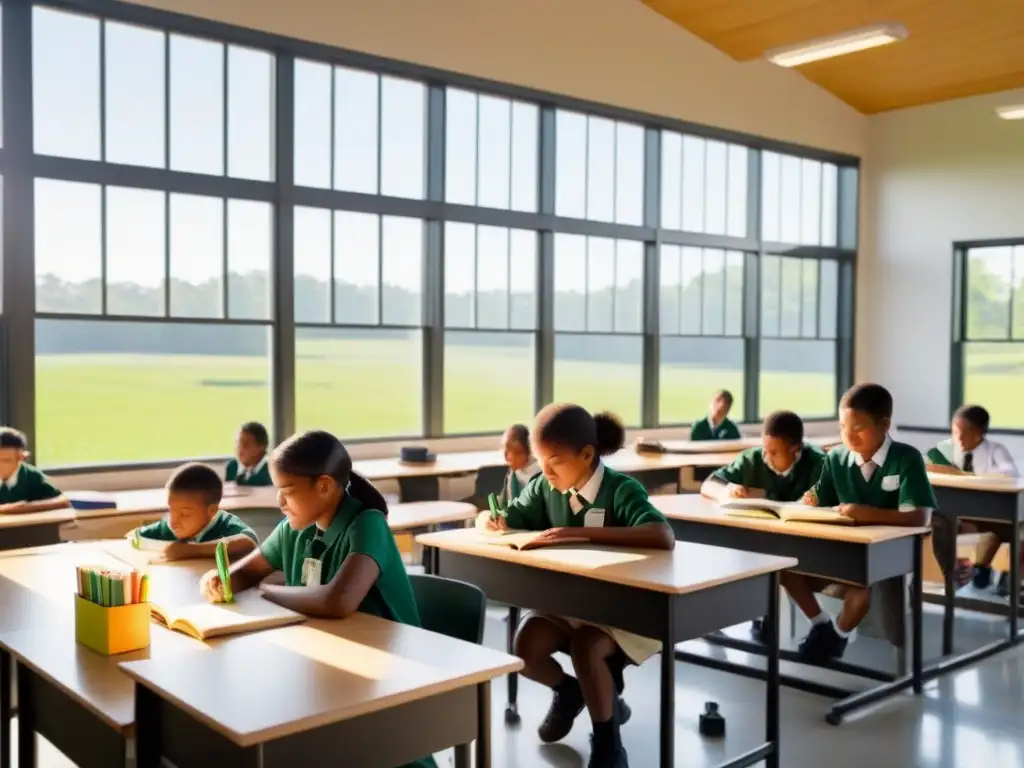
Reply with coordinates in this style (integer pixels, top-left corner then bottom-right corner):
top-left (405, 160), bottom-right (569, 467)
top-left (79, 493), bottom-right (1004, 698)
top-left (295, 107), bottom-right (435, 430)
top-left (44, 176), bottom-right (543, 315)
top-left (538, 678), bottom-right (632, 743)
top-left (973, 564), bottom-right (994, 590)
top-left (750, 616), bottom-right (774, 647)
top-left (796, 621), bottom-right (848, 664)
top-left (588, 731), bottom-right (629, 768)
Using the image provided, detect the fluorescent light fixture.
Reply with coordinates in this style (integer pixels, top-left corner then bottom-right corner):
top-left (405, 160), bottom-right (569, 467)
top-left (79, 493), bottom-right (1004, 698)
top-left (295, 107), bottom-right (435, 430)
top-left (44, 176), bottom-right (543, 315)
top-left (766, 23), bottom-right (908, 67)
top-left (995, 105), bottom-right (1024, 120)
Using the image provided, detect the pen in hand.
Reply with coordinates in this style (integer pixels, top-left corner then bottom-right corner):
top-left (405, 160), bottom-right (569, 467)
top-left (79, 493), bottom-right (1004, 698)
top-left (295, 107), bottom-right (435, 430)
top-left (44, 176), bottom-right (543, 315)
top-left (487, 493), bottom-right (507, 521)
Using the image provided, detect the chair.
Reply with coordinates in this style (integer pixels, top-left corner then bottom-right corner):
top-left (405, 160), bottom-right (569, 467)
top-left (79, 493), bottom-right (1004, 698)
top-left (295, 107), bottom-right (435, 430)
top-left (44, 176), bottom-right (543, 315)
top-left (409, 573), bottom-right (487, 644)
top-left (472, 465), bottom-right (510, 504)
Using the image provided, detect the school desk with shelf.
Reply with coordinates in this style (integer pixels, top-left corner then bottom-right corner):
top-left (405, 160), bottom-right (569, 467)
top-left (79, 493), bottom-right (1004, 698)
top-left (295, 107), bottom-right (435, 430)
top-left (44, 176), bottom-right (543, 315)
top-left (417, 527), bottom-right (796, 768)
top-left (652, 494), bottom-right (929, 725)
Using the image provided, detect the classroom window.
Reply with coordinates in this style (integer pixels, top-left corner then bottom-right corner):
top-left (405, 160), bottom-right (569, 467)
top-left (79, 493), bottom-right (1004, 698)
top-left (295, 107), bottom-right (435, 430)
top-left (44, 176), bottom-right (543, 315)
top-left (759, 339), bottom-right (836, 418)
top-left (660, 337), bottom-right (745, 425)
top-left (761, 152), bottom-right (838, 246)
top-left (445, 89), bottom-right (539, 212)
top-left (444, 331), bottom-right (535, 435)
top-left (555, 110), bottom-right (644, 225)
top-left (659, 246), bottom-right (744, 337)
top-left (660, 132), bottom-right (748, 237)
top-left (34, 318), bottom-right (272, 466)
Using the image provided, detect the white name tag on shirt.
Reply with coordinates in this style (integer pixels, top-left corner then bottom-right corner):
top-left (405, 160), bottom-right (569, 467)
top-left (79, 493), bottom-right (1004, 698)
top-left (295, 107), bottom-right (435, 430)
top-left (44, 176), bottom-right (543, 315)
top-left (301, 558), bottom-right (323, 587)
top-left (584, 508), bottom-right (606, 528)
top-left (881, 475), bottom-right (900, 492)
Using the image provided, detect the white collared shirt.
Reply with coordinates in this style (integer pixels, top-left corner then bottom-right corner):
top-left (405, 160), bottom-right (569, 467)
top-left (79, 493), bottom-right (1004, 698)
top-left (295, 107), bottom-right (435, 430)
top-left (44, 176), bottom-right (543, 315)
top-left (569, 461), bottom-right (606, 514)
top-left (514, 463), bottom-right (539, 487)
top-left (937, 438), bottom-right (1019, 478)
top-left (1, 464), bottom-right (21, 490)
top-left (238, 454), bottom-right (268, 481)
top-left (849, 435), bottom-right (892, 470)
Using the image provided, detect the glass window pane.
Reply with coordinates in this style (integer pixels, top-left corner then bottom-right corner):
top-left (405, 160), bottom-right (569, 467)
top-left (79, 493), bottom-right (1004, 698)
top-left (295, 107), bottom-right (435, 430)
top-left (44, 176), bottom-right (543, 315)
top-left (106, 187), bottom-right (165, 317)
top-left (335, 211), bottom-right (380, 325)
top-left (680, 247), bottom-right (702, 335)
top-left (510, 102), bottom-right (539, 213)
top-left (509, 229), bottom-right (537, 330)
top-left (659, 245), bottom-right (681, 335)
top-left (660, 131), bottom-right (682, 230)
top-left (586, 237), bottom-right (615, 332)
top-left (227, 200), bottom-right (272, 320)
top-left (682, 136), bottom-right (706, 232)
top-left (334, 67), bottom-right (379, 194)
top-left (293, 60), bottom-right (331, 189)
top-left (169, 194), bottom-right (223, 318)
top-left (478, 96), bottom-right (511, 210)
top-left (477, 226), bottom-right (509, 329)
top-left (586, 117), bottom-right (615, 223)
top-left (380, 77), bottom-right (425, 200)
top-left (35, 179), bottom-right (102, 314)
top-left (615, 240), bottom-right (643, 333)
top-left (819, 260), bottom-right (839, 339)
top-left (801, 260), bottom-right (819, 338)
top-left (554, 233), bottom-right (586, 332)
top-left (760, 254), bottom-right (781, 337)
top-left (445, 331), bottom-right (534, 434)
top-left (821, 163), bottom-right (838, 247)
top-left (761, 151), bottom-right (780, 241)
top-left (726, 145), bottom-right (748, 238)
top-left (759, 339), bottom-right (836, 418)
top-left (293, 206), bottom-right (331, 323)
top-left (296, 327), bottom-right (422, 438)
top-left (228, 46), bottom-right (274, 181)
top-left (555, 110), bottom-right (586, 219)
top-left (779, 155), bottom-right (801, 243)
top-left (615, 123), bottom-right (644, 225)
top-left (381, 216), bottom-right (423, 324)
top-left (105, 22), bottom-right (164, 168)
top-left (779, 257), bottom-right (802, 337)
top-left (169, 35), bottom-right (224, 175)
top-left (660, 337), bottom-right (744, 424)
top-left (967, 247), bottom-right (1013, 340)
top-left (725, 250), bottom-right (744, 336)
top-left (702, 249), bottom-right (725, 335)
top-left (964, 342), bottom-right (1024, 427)
top-left (555, 334), bottom-right (642, 425)
top-left (800, 160), bottom-right (822, 245)
top-left (33, 8), bottom-right (100, 160)
top-left (704, 141), bottom-right (727, 235)
top-left (1014, 246), bottom-right (1024, 340)
top-left (36, 319), bottom-right (270, 465)
top-left (444, 222), bottom-right (475, 328)
top-left (445, 88), bottom-right (476, 206)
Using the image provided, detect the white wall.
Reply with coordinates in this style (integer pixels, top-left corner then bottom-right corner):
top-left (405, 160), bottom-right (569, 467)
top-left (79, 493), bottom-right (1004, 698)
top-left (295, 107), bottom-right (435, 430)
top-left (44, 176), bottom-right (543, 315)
top-left (862, 88), bottom-right (1024, 460)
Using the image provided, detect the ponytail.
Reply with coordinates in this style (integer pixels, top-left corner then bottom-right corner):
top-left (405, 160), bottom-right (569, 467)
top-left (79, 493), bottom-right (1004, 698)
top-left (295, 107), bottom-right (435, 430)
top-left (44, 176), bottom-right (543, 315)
top-left (347, 470), bottom-right (390, 517)
top-left (532, 403), bottom-right (626, 464)
top-left (593, 411), bottom-right (625, 456)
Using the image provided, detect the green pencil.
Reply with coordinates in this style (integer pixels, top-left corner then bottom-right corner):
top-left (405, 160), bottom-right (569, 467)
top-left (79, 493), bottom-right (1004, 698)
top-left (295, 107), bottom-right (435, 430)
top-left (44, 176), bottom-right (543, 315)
top-left (215, 540), bottom-right (235, 603)
top-left (487, 493), bottom-right (506, 520)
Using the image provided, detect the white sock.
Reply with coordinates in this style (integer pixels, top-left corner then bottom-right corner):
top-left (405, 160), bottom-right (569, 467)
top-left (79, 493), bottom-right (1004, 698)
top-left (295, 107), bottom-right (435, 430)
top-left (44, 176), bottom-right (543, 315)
top-left (810, 612), bottom-right (830, 627)
top-left (834, 620), bottom-right (852, 639)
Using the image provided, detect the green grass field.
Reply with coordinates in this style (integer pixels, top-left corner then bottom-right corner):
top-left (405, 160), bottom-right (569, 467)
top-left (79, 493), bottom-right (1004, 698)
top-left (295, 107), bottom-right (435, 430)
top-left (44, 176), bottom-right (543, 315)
top-left (963, 343), bottom-right (1024, 428)
top-left (35, 337), bottom-right (837, 466)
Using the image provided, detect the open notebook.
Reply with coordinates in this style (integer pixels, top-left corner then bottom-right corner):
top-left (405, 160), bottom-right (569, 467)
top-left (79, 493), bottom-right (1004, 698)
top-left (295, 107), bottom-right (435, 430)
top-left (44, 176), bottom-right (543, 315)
top-left (149, 589), bottom-right (304, 641)
top-left (480, 529), bottom-right (589, 551)
top-left (720, 499), bottom-right (853, 525)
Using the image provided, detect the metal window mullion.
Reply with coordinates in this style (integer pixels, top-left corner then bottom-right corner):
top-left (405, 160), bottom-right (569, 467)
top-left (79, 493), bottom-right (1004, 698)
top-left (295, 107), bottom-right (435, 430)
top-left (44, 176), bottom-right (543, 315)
top-left (743, 252), bottom-right (761, 422)
top-left (950, 247), bottom-right (966, 416)
top-left (100, 185), bottom-right (108, 315)
top-left (506, 97), bottom-right (514, 212)
top-left (221, 197), bottom-right (229, 319)
top-left (536, 107), bottom-right (556, 410)
top-left (99, 19), bottom-right (107, 162)
top-left (375, 74), bottom-right (383, 194)
top-left (163, 191), bottom-right (171, 316)
top-left (423, 83), bottom-right (445, 436)
top-left (222, 42), bottom-right (229, 178)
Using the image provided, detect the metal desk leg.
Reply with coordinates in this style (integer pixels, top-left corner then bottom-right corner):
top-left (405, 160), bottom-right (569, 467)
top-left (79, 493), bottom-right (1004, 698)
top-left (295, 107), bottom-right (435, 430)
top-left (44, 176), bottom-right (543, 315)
top-left (134, 684), bottom-right (161, 768)
top-left (660, 603), bottom-right (675, 768)
top-left (941, 516), bottom-right (957, 656)
top-left (766, 573), bottom-right (780, 768)
top-left (1012, 521), bottom-right (1021, 640)
top-left (505, 606), bottom-right (521, 724)
top-left (14, 666), bottom-right (33, 768)
top-left (476, 681), bottom-right (492, 768)
top-left (912, 537), bottom-right (923, 694)
top-left (0, 650), bottom-right (9, 768)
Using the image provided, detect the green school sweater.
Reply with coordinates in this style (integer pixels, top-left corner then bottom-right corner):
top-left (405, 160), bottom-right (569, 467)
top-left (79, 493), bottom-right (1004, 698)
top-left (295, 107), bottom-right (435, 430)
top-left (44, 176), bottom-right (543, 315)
top-left (925, 441), bottom-right (955, 468)
top-left (690, 416), bottom-right (742, 441)
top-left (138, 510), bottom-right (258, 543)
top-left (713, 445), bottom-right (825, 502)
top-left (0, 463), bottom-right (63, 505)
top-left (811, 441), bottom-right (937, 512)
top-left (225, 458), bottom-right (273, 487)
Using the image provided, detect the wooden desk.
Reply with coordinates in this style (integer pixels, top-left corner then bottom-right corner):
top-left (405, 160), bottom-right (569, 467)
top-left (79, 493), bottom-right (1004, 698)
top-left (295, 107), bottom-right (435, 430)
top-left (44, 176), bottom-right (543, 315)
top-left (388, 501), bottom-right (477, 533)
top-left (654, 494), bottom-right (929, 724)
top-left (355, 451), bottom-right (504, 482)
top-left (122, 614), bottom-right (521, 768)
top-left (0, 508), bottom-right (77, 552)
top-left (648, 435), bottom-right (840, 455)
top-left (417, 528), bottom-right (795, 768)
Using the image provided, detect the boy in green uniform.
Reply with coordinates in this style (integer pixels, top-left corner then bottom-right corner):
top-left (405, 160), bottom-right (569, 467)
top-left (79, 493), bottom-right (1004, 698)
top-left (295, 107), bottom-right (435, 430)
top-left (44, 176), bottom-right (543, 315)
top-left (689, 390), bottom-right (742, 441)
top-left (128, 463), bottom-right (259, 561)
top-left (224, 422), bottom-right (273, 486)
top-left (200, 430), bottom-right (432, 768)
top-left (482, 405), bottom-right (674, 768)
top-left (701, 410), bottom-right (825, 643)
top-left (0, 427), bottom-right (70, 514)
top-left (790, 383), bottom-right (936, 663)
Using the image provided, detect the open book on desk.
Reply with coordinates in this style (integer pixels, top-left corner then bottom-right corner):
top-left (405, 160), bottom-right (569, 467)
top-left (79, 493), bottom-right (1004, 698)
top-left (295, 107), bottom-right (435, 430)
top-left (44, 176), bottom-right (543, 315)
top-left (150, 589), bottom-right (305, 641)
top-left (481, 529), bottom-right (590, 551)
top-left (720, 499), bottom-right (853, 525)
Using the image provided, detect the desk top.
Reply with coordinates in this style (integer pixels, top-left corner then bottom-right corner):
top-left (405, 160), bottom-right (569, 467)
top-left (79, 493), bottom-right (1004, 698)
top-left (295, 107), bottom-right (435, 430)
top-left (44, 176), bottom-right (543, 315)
top-left (927, 472), bottom-right (1024, 494)
top-left (0, 507), bottom-right (77, 530)
top-left (69, 486), bottom-right (281, 520)
top-left (416, 528), bottom-right (796, 595)
top-left (120, 613), bottom-right (522, 746)
top-left (653, 494), bottom-right (929, 544)
top-left (355, 451), bottom-right (504, 480)
top-left (388, 501), bottom-right (477, 532)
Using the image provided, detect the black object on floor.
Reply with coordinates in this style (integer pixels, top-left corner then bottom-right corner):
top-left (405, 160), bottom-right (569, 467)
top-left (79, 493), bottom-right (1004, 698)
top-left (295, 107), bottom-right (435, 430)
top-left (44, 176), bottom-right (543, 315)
top-left (699, 701), bottom-right (726, 737)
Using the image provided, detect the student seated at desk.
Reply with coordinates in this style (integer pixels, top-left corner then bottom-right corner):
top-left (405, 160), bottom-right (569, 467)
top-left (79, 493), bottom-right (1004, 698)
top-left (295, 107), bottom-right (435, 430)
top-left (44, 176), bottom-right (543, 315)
top-left (480, 405), bottom-right (673, 768)
top-left (0, 427), bottom-right (70, 515)
top-left (689, 389), bottom-right (741, 441)
top-left (925, 404), bottom-right (1019, 592)
top-left (225, 421), bottom-right (273, 486)
top-left (498, 423), bottom-right (541, 506)
top-left (128, 463), bottom-right (259, 561)
top-left (701, 410), bottom-right (825, 643)
top-left (789, 383), bottom-right (936, 663)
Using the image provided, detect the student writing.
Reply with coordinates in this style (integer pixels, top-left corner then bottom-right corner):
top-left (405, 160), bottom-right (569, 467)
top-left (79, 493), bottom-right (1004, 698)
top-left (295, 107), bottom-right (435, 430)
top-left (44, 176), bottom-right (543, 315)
top-left (689, 389), bottom-right (741, 441)
top-left (789, 383), bottom-right (936, 663)
top-left (480, 405), bottom-right (673, 768)
top-left (128, 463), bottom-right (258, 561)
top-left (0, 427), bottom-right (71, 515)
top-left (225, 421), bottom-right (273, 487)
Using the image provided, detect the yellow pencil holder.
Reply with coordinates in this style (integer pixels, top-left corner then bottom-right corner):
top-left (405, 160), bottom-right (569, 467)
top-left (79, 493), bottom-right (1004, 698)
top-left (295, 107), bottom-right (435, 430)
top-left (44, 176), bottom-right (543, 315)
top-left (74, 595), bottom-right (151, 656)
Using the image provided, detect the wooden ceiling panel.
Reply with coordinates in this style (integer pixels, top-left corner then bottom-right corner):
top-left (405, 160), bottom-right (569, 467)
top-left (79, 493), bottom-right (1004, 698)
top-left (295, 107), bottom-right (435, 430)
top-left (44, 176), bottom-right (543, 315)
top-left (641, 0), bottom-right (1024, 113)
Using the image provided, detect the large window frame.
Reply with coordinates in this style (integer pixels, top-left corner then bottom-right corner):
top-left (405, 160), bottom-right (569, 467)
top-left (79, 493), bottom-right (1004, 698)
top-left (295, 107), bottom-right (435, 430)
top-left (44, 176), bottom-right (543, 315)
top-left (0, 0), bottom-right (859, 469)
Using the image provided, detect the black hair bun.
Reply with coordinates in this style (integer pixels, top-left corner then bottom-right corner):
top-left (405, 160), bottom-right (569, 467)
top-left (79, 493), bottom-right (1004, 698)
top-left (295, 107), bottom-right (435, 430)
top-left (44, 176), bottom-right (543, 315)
top-left (593, 411), bottom-right (626, 456)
